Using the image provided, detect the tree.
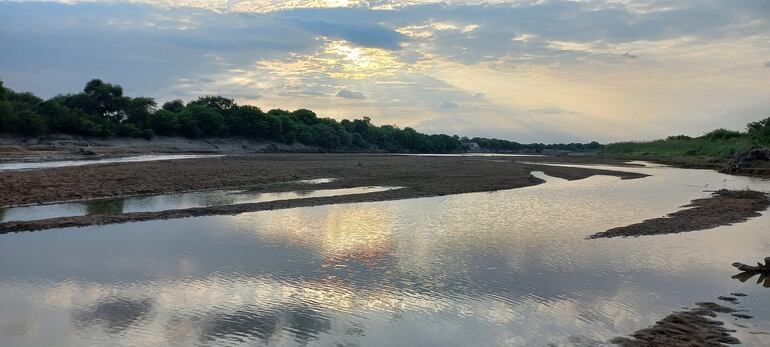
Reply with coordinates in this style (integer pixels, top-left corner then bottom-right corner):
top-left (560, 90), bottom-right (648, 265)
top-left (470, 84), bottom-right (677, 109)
top-left (149, 110), bottom-right (180, 136)
top-left (226, 105), bottom-right (263, 137)
top-left (162, 99), bottom-right (185, 113)
top-left (292, 109), bottom-right (318, 125)
top-left (747, 117), bottom-right (770, 143)
top-left (80, 79), bottom-right (128, 121)
top-left (125, 97), bottom-right (157, 127)
top-left (189, 96), bottom-right (235, 113)
top-left (277, 115), bottom-right (299, 143)
top-left (177, 111), bottom-right (202, 138)
top-left (187, 104), bottom-right (225, 136)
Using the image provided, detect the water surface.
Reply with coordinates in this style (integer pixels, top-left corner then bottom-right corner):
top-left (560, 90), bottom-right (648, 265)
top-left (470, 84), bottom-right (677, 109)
top-left (1, 165), bottom-right (769, 346)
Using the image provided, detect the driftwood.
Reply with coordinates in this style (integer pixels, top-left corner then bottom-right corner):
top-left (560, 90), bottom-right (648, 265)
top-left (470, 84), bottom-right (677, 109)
top-left (732, 257), bottom-right (770, 273)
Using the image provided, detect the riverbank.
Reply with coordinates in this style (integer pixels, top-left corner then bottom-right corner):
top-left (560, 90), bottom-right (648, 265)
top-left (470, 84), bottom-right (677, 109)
top-left (0, 135), bottom-right (323, 163)
top-left (605, 149), bottom-right (770, 178)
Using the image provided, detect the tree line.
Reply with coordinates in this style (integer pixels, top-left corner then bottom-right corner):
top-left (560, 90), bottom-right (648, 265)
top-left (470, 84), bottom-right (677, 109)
top-left (0, 79), bottom-right (602, 153)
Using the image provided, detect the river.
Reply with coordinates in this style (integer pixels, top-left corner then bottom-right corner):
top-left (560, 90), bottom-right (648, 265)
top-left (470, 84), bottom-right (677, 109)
top-left (1, 163), bottom-right (768, 346)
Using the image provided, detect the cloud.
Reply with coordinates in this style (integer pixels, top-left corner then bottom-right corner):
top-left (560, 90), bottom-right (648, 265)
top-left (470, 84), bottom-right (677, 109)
top-left (438, 101), bottom-right (459, 109)
top-left (335, 89), bottom-right (366, 99)
top-left (530, 106), bottom-right (566, 114)
top-left (289, 18), bottom-right (407, 50)
top-left (765, 61), bottom-right (770, 68)
top-left (622, 52), bottom-right (638, 59)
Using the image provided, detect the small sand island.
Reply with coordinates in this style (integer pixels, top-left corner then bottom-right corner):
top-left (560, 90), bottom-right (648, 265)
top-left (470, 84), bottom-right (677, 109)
top-left (591, 189), bottom-right (770, 238)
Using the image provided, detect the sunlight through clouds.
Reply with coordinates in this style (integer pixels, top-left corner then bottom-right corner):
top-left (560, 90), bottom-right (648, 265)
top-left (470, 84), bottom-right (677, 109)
top-left (254, 39), bottom-right (408, 82)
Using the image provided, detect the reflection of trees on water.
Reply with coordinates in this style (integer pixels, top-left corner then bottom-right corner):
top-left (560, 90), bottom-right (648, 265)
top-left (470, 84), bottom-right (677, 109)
top-left (295, 190), bottom-right (315, 197)
top-left (85, 199), bottom-right (125, 215)
top-left (71, 297), bottom-right (154, 333)
top-left (0, 207), bottom-right (5, 222)
top-left (199, 304), bottom-right (331, 344)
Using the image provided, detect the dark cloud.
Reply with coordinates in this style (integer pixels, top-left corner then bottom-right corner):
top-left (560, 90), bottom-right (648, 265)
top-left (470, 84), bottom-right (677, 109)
top-left (335, 89), bottom-right (366, 99)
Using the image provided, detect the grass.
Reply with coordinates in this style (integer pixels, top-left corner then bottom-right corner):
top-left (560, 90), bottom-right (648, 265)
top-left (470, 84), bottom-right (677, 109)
top-left (602, 136), bottom-right (758, 158)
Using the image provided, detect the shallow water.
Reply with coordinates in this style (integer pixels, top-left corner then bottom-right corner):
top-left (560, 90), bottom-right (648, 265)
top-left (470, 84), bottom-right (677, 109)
top-left (1, 165), bottom-right (769, 346)
top-left (0, 154), bottom-right (223, 171)
top-left (0, 185), bottom-right (395, 223)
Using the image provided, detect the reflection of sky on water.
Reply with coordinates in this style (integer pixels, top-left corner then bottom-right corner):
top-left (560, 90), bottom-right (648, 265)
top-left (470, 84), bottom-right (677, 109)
top-left (0, 186), bottom-right (397, 223)
top-left (1, 165), bottom-right (769, 346)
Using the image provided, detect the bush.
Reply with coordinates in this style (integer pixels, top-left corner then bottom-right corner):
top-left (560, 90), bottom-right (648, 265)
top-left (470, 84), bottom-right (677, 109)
top-left (704, 128), bottom-right (742, 140)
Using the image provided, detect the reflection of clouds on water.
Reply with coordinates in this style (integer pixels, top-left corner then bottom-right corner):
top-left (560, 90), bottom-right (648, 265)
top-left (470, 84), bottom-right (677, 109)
top-left (198, 304), bottom-right (331, 344)
top-left (71, 297), bottom-right (154, 334)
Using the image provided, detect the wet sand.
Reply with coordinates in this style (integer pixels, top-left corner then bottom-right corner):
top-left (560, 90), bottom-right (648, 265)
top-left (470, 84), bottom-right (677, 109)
top-left (591, 190), bottom-right (770, 238)
top-left (0, 154), bottom-right (646, 233)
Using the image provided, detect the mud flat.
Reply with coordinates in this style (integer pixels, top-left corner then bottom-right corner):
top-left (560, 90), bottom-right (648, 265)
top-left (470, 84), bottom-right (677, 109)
top-left (611, 301), bottom-right (742, 346)
top-left (591, 189), bottom-right (770, 238)
top-left (0, 154), bottom-right (645, 233)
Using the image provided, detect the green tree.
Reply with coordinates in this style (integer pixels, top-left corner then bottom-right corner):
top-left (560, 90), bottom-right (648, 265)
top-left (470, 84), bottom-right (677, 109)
top-left (79, 79), bottom-right (128, 121)
top-left (149, 109), bottom-right (181, 136)
top-left (189, 96), bottom-right (235, 113)
top-left (162, 99), bottom-right (185, 113)
top-left (125, 97), bottom-right (157, 128)
top-left (292, 109), bottom-right (318, 125)
top-left (187, 105), bottom-right (225, 136)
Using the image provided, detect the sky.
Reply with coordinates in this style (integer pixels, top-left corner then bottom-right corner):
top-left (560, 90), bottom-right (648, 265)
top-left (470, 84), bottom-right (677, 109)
top-left (1, 0), bottom-right (769, 143)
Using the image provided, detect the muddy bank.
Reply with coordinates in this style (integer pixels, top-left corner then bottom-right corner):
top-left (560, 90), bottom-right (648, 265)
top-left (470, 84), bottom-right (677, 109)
top-left (0, 154), bottom-right (646, 233)
top-left (591, 190), bottom-right (770, 238)
top-left (612, 148), bottom-right (770, 178)
top-left (611, 301), bottom-right (742, 346)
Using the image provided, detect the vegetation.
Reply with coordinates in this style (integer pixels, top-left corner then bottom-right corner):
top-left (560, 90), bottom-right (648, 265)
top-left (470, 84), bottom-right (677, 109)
top-left (603, 120), bottom-right (770, 158)
top-left (0, 79), bottom-right (601, 153)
